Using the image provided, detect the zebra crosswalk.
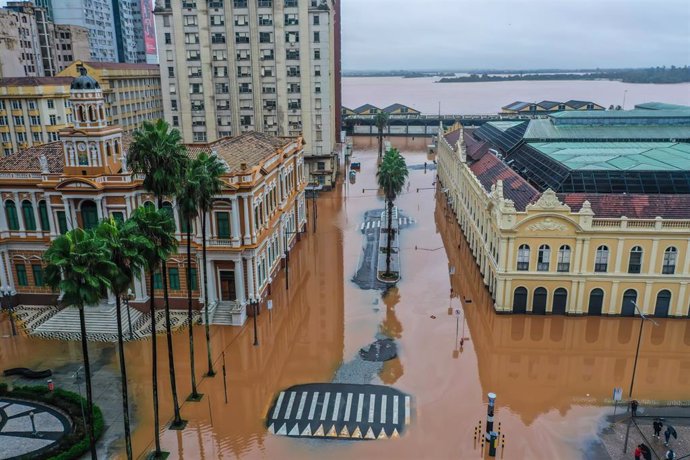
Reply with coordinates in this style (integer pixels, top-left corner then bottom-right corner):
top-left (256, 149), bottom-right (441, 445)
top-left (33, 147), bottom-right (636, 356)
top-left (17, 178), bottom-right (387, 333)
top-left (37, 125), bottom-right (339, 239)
top-left (360, 217), bottom-right (415, 232)
top-left (267, 383), bottom-right (411, 440)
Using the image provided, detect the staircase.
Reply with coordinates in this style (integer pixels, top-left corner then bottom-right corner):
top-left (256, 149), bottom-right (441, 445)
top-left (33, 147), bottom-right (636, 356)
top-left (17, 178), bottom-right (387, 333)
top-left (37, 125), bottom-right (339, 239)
top-left (211, 301), bottom-right (246, 326)
top-left (34, 302), bottom-right (143, 341)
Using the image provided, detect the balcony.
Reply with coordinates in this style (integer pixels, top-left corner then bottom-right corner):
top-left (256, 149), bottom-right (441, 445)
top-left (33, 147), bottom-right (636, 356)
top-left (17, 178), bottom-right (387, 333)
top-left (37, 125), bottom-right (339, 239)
top-left (208, 237), bottom-right (234, 247)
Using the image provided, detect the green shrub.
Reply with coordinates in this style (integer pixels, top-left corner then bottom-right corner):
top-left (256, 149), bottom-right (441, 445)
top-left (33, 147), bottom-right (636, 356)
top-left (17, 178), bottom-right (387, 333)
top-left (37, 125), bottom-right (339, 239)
top-left (1, 385), bottom-right (103, 460)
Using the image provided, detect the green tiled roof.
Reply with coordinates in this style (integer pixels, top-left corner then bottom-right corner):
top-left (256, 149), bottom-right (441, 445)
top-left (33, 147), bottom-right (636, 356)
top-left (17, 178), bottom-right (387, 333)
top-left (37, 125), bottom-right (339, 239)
top-left (528, 142), bottom-right (690, 171)
top-left (523, 118), bottom-right (690, 140)
top-left (487, 121), bottom-right (524, 132)
top-left (549, 108), bottom-right (690, 119)
top-left (635, 102), bottom-right (690, 111)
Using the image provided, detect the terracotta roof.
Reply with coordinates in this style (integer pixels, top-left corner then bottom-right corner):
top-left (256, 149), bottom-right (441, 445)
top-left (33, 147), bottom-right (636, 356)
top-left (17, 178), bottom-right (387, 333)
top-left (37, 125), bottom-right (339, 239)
top-left (443, 126), bottom-right (462, 146)
top-left (185, 131), bottom-right (294, 173)
top-left (0, 142), bottom-right (64, 174)
top-left (0, 76), bottom-right (73, 87)
top-left (464, 130), bottom-right (489, 161)
top-left (469, 154), bottom-right (540, 210)
top-left (560, 193), bottom-right (690, 219)
top-left (82, 61), bottom-right (159, 71)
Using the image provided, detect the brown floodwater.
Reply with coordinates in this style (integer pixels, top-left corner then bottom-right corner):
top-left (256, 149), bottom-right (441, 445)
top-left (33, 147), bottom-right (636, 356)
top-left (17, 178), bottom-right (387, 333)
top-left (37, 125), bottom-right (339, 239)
top-left (2, 136), bottom-right (690, 459)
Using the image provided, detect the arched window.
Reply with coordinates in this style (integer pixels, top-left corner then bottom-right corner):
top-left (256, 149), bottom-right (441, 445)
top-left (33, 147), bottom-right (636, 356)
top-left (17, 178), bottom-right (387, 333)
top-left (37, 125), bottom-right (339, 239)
top-left (552, 288), bottom-right (568, 315)
top-left (662, 247), bottom-right (677, 274)
top-left (80, 200), bottom-right (98, 230)
top-left (38, 200), bottom-right (50, 231)
top-left (89, 105), bottom-right (96, 121)
top-left (21, 200), bottom-right (36, 231)
top-left (628, 246), bottom-right (643, 273)
top-left (588, 288), bottom-right (604, 316)
top-left (143, 201), bottom-right (155, 209)
top-left (654, 290), bottom-right (671, 318)
top-left (537, 245), bottom-right (550, 271)
top-left (78, 148), bottom-right (89, 166)
top-left (532, 287), bottom-right (547, 315)
top-left (595, 245), bottom-right (609, 272)
top-left (557, 245), bottom-right (571, 272)
top-left (5, 200), bottom-right (19, 231)
top-left (513, 287), bottom-right (527, 313)
top-left (621, 289), bottom-right (637, 316)
top-left (517, 244), bottom-right (530, 271)
top-left (161, 202), bottom-right (175, 231)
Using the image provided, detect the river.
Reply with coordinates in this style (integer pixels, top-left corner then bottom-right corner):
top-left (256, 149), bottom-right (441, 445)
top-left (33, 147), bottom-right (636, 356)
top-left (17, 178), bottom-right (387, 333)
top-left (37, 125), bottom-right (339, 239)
top-left (342, 77), bottom-right (690, 114)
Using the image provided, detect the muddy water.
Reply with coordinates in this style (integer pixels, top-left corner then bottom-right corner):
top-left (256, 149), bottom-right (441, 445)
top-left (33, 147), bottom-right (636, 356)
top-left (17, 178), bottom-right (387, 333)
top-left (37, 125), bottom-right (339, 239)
top-left (2, 136), bottom-right (690, 459)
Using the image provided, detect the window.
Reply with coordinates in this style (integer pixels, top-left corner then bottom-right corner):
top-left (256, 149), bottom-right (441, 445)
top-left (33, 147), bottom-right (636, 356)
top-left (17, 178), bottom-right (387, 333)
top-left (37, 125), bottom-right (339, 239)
top-left (168, 66), bottom-right (174, 78)
top-left (169, 267), bottom-right (180, 290)
top-left (5, 201), bottom-right (19, 230)
top-left (286, 31), bottom-right (299, 43)
top-left (211, 33), bottom-right (225, 44)
top-left (186, 50), bottom-right (200, 61)
top-left (153, 271), bottom-right (162, 289)
top-left (112, 212), bottom-right (124, 224)
top-left (313, 15), bottom-right (320, 25)
top-left (49, 115), bottom-right (57, 125)
top-left (189, 268), bottom-right (198, 290)
top-left (628, 246), bottom-right (643, 273)
top-left (654, 290), bottom-right (671, 317)
top-left (662, 247), bottom-right (677, 274)
top-left (57, 210), bottom-right (68, 234)
top-left (513, 287), bottom-right (527, 313)
top-left (313, 31), bottom-right (320, 43)
top-left (258, 0), bottom-right (272, 6)
top-left (258, 14), bottom-right (272, 25)
top-left (216, 212), bottom-right (230, 238)
top-left (233, 0), bottom-right (247, 6)
top-left (235, 32), bottom-right (250, 43)
top-left (164, 33), bottom-right (172, 44)
top-left (517, 244), bottom-right (530, 271)
top-left (259, 32), bottom-right (272, 43)
top-left (183, 15), bottom-right (198, 26)
top-left (211, 15), bottom-right (225, 26)
top-left (314, 65), bottom-right (321, 76)
top-left (537, 245), bottom-right (550, 271)
top-left (588, 288), bottom-right (604, 316)
top-left (171, 99), bottom-right (178, 111)
top-left (172, 116), bottom-right (179, 127)
top-left (285, 13), bottom-right (298, 25)
top-left (38, 200), bottom-right (49, 231)
top-left (47, 100), bottom-right (54, 109)
top-left (30, 115), bottom-right (41, 126)
top-left (552, 288), bottom-right (567, 315)
top-left (557, 245), bottom-right (570, 272)
top-left (621, 289), bottom-right (637, 316)
top-left (594, 245), bottom-right (609, 272)
top-left (10, 100), bottom-right (21, 110)
top-left (161, 202), bottom-right (175, 231)
top-left (314, 49), bottom-right (320, 60)
top-left (213, 50), bottom-right (227, 61)
top-left (16, 264), bottom-right (28, 286)
top-left (32, 264), bottom-right (44, 286)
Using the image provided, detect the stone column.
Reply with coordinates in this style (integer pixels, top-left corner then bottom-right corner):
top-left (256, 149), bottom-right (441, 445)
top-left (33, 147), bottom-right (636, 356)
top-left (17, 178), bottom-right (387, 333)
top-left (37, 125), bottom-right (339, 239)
top-left (3, 250), bottom-right (15, 289)
top-left (13, 193), bottom-right (25, 233)
top-left (45, 197), bottom-right (57, 238)
top-left (649, 238), bottom-right (660, 274)
top-left (172, 198), bottom-right (181, 233)
top-left (608, 281), bottom-right (619, 315)
top-left (133, 268), bottom-right (146, 301)
top-left (242, 195), bottom-right (251, 245)
top-left (0, 249), bottom-right (8, 287)
top-left (61, 197), bottom-right (72, 230)
top-left (205, 258), bottom-right (216, 304)
top-left (94, 197), bottom-right (103, 220)
top-left (642, 281), bottom-right (653, 315)
top-left (676, 282), bottom-right (687, 317)
top-left (31, 192), bottom-right (41, 232)
top-left (231, 196), bottom-right (241, 246)
top-left (246, 255), bottom-right (255, 300)
top-left (614, 238), bottom-right (624, 273)
top-left (0, 197), bottom-right (9, 237)
top-left (234, 257), bottom-right (245, 304)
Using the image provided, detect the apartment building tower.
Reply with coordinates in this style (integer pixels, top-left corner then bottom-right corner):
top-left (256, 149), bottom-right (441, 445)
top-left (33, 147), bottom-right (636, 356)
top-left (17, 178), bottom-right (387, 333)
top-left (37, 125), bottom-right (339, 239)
top-left (154, 0), bottom-right (341, 187)
top-left (0, 5), bottom-right (45, 77)
top-left (51, 0), bottom-right (118, 62)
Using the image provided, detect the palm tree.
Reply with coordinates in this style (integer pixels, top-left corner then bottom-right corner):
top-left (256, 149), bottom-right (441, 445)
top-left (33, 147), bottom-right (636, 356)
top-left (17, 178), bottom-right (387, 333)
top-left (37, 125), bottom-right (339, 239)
top-left (374, 111), bottom-right (389, 159)
top-left (178, 162), bottom-right (202, 401)
top-left (95, 218), bottom-right (151, 460)
top-left (130, 206), bottom-right (178, 457)
top-left (376, 148), bottom-right (408, 276)
top-left (128, 118), bottom-right (188, 429)
top-left (195, 152), bottom-right (226, 377)
top-left (44, 228), bottom-right (116, 459)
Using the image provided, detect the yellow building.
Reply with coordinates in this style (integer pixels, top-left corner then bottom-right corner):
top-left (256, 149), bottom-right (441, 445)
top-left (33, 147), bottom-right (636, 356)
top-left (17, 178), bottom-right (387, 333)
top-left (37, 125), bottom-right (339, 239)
top-left (0, 76), bottom-right (73, 156)
top-left (437, 107), bottom-right (690, 318)
top-left (0, 67), bottom-right (307, 326)
top-left (58, 60), bottom-right (163, 135)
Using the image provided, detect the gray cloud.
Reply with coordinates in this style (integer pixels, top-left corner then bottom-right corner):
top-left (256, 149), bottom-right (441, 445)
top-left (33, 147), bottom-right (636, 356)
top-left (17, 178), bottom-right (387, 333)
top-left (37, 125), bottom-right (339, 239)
top-left (342, 0), bottom-right (690, 70)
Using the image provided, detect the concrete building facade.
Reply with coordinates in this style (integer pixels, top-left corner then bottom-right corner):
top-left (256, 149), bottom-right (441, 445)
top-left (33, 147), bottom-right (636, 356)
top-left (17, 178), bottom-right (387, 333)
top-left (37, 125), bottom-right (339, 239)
top-left (0, 68), bottom-right (308, 325)
top-left (153, 0), bottom-right (340, 188)
top-left (0, 5), bottom-right (45, 77)
top-left (53, 24), bottom-right (91, 73)
top-left (437, 107), bottom-right (690, 318)
top-left (51, 0), bottom-right (118, 62)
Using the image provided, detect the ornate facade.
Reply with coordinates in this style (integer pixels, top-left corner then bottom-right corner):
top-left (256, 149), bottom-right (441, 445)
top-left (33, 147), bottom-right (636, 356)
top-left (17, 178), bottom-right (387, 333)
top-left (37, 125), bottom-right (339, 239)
top-left (437, 110), bottom-right (690, 317)
top-left (0, 67), bottom-right (307, 325)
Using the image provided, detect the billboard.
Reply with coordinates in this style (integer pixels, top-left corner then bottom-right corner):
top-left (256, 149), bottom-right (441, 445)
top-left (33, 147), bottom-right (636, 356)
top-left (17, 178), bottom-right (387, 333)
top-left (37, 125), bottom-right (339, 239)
top-left (141, 0), bottom-right (157, 57)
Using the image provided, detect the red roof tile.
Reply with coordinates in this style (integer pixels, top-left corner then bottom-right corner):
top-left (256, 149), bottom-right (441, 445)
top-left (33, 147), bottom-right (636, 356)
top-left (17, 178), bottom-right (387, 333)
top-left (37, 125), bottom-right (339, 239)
top-left (0, 76), bottom-right (73, 87)
top-left (0, 142), bottom-right (64, 174)
top-left (83, 61), bottom-right (159, 71)
top-left (470, 154), bottom-right (540, 210)
top-left (464, 130), bottom-right (489, 160)
top-left (560, 193), bottom-right (690, 219)
top-left (443, 127), bottom-right (462, 146)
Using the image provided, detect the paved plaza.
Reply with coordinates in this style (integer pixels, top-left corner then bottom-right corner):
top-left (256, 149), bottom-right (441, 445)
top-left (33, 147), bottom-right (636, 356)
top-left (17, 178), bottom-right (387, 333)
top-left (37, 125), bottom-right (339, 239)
top-left (0, 398), bottom-right (70, 459)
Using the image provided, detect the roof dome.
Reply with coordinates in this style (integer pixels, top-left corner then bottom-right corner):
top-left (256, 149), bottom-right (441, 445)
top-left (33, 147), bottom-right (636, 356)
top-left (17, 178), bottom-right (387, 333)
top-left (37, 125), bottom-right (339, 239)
top-left (70, 66), bottom-right (100, 90)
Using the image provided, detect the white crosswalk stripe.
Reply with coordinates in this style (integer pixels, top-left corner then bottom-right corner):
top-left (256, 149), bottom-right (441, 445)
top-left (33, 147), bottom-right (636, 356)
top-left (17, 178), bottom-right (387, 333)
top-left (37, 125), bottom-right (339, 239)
top-left (272, 392), bottom-right (285, 419)
top-left (308, 392), bottom-right (319, 420)
top-left (320, 392), bottom-right (331, 420)
top-left (344, 393), bottom-right (353, 422)
top-left (296, 392), bottom-right (308, 419)
top-left (393, 395), bottom-right (399, 425)
top-left (356, 393), bottom-right (364, 422)
top-left (332, 393), bottom-right (342, 421)
top-left (368, 394), bottom-right (376, 423)
top-left (284, 392), bottom-right (297, 419)
top-left (381, 395), bottom-right (387, 424)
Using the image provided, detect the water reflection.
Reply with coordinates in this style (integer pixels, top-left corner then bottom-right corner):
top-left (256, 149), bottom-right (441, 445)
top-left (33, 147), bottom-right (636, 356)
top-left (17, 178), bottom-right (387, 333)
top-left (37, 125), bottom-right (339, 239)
top-left (378, 287), bottom-right (404, 384)
top-left (436, 190), bottom-right (690, 425)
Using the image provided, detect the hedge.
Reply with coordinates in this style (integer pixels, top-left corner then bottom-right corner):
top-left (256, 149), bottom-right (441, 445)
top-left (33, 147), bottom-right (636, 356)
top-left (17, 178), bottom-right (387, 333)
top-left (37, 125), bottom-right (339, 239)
top-left (0, 383), bottom-right (104, 460)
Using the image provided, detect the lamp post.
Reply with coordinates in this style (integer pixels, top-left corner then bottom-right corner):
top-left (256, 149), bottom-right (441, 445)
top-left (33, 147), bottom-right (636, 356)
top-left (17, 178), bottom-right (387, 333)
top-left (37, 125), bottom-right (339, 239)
top-left (124, 288), bottom-right (135, 340)
top-left (283, 226), bottom-right (299, 291)
top-left (629, 302), bottom-right (659, 398)
top-left (250, 296), bottom-right (259, 346)
top-left (2, 285), bottom-right (16, 336)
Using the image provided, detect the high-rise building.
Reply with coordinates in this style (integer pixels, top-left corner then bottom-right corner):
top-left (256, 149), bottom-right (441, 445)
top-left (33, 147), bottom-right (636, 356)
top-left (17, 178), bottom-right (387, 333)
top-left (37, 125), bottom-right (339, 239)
top-left (0, 5), bottom-right (45, 77)
top-left (51, 0), bottom-right (118, 62)
top-left (153, 0), bottom-right (341, 188)
top-left (53, 24), bottom-right (92, 73)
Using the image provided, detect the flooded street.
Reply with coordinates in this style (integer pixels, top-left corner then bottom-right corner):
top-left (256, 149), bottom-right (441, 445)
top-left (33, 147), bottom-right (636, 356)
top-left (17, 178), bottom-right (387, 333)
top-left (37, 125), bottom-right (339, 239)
top-left (2, 136), bottom-right (690, 459)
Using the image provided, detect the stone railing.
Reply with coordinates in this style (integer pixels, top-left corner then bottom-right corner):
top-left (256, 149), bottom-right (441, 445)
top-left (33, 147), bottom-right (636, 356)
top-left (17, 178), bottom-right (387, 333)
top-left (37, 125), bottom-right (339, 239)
top-left (207, 237), bottom-right (234, 246)
top-left (0, 172), bottom-right (42, 180)
top-left (591, 217), bottom-right (690, 232)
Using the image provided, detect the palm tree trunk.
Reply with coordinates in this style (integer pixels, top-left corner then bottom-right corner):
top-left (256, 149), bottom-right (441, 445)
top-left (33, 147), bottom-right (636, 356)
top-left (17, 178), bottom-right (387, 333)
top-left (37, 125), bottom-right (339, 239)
top-left (79, 305), bottom-right (97, 460)
top-left (157, 197), bottom-right (184, 427)
top-left (386, 199), bottom-right (393, 275)
top-left (202, 209), bottom-right (215, 376)
top-left (378, 128), bottom-right (383, 158)
top-left (115, 295), bottom-right (133, 460)
top-left (150, 271), bottom-right (162, 456)
top-left (187, 219), bottom-right (200, 400)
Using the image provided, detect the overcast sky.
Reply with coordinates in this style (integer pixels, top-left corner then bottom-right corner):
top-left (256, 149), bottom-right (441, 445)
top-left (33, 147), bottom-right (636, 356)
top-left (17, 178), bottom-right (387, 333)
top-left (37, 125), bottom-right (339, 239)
top-left (342, 0), bottom-right (690, 71)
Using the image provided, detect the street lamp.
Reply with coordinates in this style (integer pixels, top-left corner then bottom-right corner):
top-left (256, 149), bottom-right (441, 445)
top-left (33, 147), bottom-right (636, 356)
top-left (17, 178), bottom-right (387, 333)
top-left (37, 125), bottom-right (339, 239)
top-left (250, 296), bottom-right (259, 346)
top-left (123, 288), bottom-right (135, 340)
top-left (1, 285), bottom-right (16, 336)
top-left (629, 301), bottom-right (659, 398)
top-left (283, 226), bottom-right (300, 291)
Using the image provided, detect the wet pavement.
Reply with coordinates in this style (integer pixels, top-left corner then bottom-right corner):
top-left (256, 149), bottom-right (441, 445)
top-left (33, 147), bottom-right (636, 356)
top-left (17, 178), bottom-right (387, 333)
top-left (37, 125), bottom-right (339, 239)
top-left (1, 136), bottom-right (690, 459)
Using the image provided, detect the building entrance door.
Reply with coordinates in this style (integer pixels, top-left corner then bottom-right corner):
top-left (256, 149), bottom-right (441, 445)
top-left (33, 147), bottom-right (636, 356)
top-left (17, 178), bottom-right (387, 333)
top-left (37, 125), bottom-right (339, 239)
top-left (219, 271), bottom-right (236, 301)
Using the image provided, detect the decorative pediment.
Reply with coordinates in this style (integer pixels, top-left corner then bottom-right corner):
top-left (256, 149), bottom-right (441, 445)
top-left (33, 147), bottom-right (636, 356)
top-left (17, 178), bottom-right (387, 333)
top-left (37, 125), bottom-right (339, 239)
top-left (527, 217), bottom-right (567, 232)
top-left (56, 178), bottom-right (101, 190)
top-left (526, 189), bottom-right (570, 212)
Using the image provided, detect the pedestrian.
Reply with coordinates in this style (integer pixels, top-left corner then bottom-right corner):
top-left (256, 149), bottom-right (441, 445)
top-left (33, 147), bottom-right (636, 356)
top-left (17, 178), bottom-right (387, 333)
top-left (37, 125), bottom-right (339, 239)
top-left (664, 426), bottom-right (672, 446)
top-left (653, 418), bottom-right (663, 438)
top-left (640, 444), bottom-right (652, 460)
top-left (665, 449), bottom-right (675, 460)
top-left (634, 444), bottom-right (642, 460)
top-left (631, 399), bottom-right (639, 417)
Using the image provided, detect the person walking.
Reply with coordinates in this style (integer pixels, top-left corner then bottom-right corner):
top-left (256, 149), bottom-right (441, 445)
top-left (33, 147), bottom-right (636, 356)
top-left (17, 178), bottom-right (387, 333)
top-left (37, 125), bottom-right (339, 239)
top-left (653, 419), bottom-right (663, 438)
top-left (664, 426), bottom-right (672, 446)
top-left (634, 444), bottom-right (642, 460)
top-left (631, 400), bottom-right (639, 417)
top-left (665, 449), bottom-right (675, 460)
